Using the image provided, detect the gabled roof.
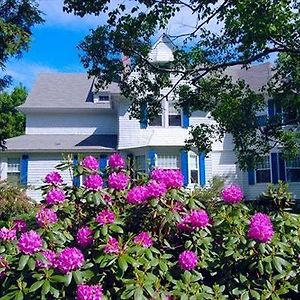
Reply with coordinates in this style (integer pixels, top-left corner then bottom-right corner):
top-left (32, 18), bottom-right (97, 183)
top-left (149, 33), bottom-right (176, 63)
top-left (19, 73), bottom-right (120, 110)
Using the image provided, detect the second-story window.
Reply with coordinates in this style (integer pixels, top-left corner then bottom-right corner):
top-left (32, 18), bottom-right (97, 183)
top-left (256, 156), bottom-right (271, 183)
top-left (168, 101), bottom-right (181, 126)
top-left (286, 155), bottom-right (300, 182)
top-left (149, 114), bottom-right (163, 126)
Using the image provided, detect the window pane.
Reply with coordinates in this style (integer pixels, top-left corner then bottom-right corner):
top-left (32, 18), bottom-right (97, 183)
top-left (190, 170), bottom-right (199, 184)
top-left (257, 156), bottom-right (270, 169)
top-left (157, 154), bottom-right (180, 169)
top-left (168, 115), bottom-right (181, 126)
top-left (287, 169), bottom-right (300, 182)
top-left (135, 155), bottom-right (146, 172)
top-left (190, 153), bottom-right (198, 170)
top-left (256, 170), bottom-right (271, 183)
top-left (169, 101), bottom-right (180, 114)
top-left (286, 156), bottom-right (300, 168)
top-left (7, 158), bottom-right (20, 172)
top-left (149, 115), bottom-right (162, 126)
top-left (7, 172), bottom-right (20, 186)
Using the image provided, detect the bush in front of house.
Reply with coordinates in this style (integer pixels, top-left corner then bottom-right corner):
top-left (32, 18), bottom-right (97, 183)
top-left (1, 155), bottom-right (300, 299)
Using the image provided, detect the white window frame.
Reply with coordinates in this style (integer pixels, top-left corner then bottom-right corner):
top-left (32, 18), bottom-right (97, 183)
top-left (255, 156), bottom-right (271, 184)
top-left (93, 92), bottom-right (111, 104)
top-left (156, 153), bottom-right (180, 169)
top-left (7, 158), bottom-right (21, 185)
top-left (189, 152), bottom-right (199, 185)
top-left (286, 155), bottom-right (300, 182)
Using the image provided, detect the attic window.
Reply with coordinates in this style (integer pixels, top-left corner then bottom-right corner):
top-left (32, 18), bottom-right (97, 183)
top-left (94, 92), bottom-right (111, 103)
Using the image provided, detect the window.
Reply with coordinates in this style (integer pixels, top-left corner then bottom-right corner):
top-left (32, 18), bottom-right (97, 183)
top-left (168, 101), bottom-right (181, 126)
top-left (134, 155), bottom-right (146, 173)
top-left (286, 156), bottom-right (300, 182)
top-left (189, 152), bottom-right (199, 184)
top-left (94, 92), bottom-right (111, 103)
top-left (256, 156), bottom-right (271, 183)
top-left (149, 114), bottom-right (162, 126)
top-left (7, 158), bottom-right (20, 186)
top-left (157, 154), bottom-right (180, 169)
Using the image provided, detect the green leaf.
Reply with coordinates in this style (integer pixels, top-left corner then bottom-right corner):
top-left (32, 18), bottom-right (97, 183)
top-left (15, 292), bottom-right (24, 300)
top-left (118, 256), bottom-right (128, 272)
top-left (29, 280), bottom-right (45, 293)
top-left (42, 281), bottom-right (51, 295)
top-left (27, 257), bottom-right (36, 270)
top-left (273, 256), bottom-right (283, 273)
top-left (73, 270), bottom-right (83, 284)
top-left (18, 255), bottom-right (29, 271)
top-left (110, 224), bottom-right (124, 233)
top-left (134, 287), bottom-right (143, 300)
top-left (50, 275), bottom-right (68, 283)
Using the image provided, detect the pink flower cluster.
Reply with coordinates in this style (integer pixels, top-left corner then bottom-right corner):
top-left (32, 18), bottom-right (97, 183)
top-left (248, 213), bottom-right (274, 243)
top-left (108, 153), bottom-right (125, 169)
top-left (82, 155), bottom-right (99, 171)
top-left (178, 250), bottom-right (198, 271)
top-left (134, 232), bottom-right (153, 248)
top-left (221, 184), bottom-right (244, 204)
top-left (44, 171), bottom-right (63, 185)
top-left (83, 174), bottom-right (103, 191)
top-left (13, 219), bottom-right (27, 233)
top-left (77, 284), bottom-right (103, 300)
top-left (96, 209), bottom-right (115, 226)
top-left (126, 186), bottom-right (149, 204)
top-left (151, 169), bottom-right (183, 189)
top-left (76, 226), bottom-right (94, 247)
top-left (108, 172), bottom-right (130, 190)
top-left (146, 180), bottom-right (167, 198)
top-left (17, 230), bottom-right (43, 255)
top-left (36, 250), bottom-right (57, 269)
top-left (0, 227), bottom-right (16, 241)
top-left (57, 247), bottom-right (84, 274)
top-left (104, 237), bottom-right (120, 254)
top-left (178, 210), bottom-right (210, 231)
top-left (36, 208), bottom-right (58, 227)
top-left (46, 188), bottom-right (66, 205)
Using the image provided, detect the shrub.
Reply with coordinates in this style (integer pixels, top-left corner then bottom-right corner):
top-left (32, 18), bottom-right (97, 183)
top-left (0, 157), bottom-right (300, 299)
top-left (0, 181), bottom-right (35, 221)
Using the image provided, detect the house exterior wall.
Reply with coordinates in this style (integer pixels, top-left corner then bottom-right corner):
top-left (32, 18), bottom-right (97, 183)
top-left (26, 112), bottom-right (118, 135)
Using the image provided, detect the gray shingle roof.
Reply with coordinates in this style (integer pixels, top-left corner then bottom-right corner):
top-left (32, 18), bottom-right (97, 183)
top-left (4, 134), bottom-right (118, 152)
top-left (19, 73), bottom-right (120, 109)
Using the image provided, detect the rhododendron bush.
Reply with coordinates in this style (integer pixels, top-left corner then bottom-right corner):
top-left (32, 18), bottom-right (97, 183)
top-left (1, 155), bottom-right (300, 299)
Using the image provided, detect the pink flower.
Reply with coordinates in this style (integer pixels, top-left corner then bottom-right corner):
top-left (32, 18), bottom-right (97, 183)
top-left (0, 227), bottom-right (16, 241)
top-left (83, 174), bottom-right (103, 191)
top-left (44, 171), bottom-right (63, 185)
top-left (189, 210), bottom-right (210, 228)
top-left (82, 155), bottom-right (99, 171)
top-left (45, 188), bottom-right (66, 205)
top-left (77, 284), bottom-right (103, 300)
top-left (178, 250), bottom-right (198, 271)
top-left (108, 153), bottom-right (125, 169)
top-left (221, 184), bottom-right (244, 204)
top-left (134, 232), bottom-right (153, 248)
top-left (76, 226), bottom-right (94, 247)
top-left (96, 209), bottom-right (115, 225)
top-left (108, 172), bottom-right (130, 190)
top-left (13, 219), bottom-right (27, 233)
top-left (36, 250), bottom-right (57, 269)
top-left (151, 169), bottom-right (183, 189)
top-left (36, 208), bottom-right (58, 227)
top-left (57, 247), bottom-right (84, 274)
top-left (126, 186), bottom-right (148, 204)
top-left (248, 213), bottom-right (274, 243)
top-left (18, 230), bottom-right (43, 255)
top-left (146, 180), bottom-right (167, 198)
top-left (104, 237), bottom-right (120, 254)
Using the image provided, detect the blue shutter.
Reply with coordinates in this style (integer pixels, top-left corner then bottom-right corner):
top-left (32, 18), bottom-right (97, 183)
top-left (278, 153), bottom-right (286, 181)
top-left (248, 170), bottom-right (255, 185)
top-left (199, 152), bottom-right (206, 187)
top-left (268, 99), bottom-right (275, 117)
top-left (99, 155), bottom-right (107, 172)
top-left (140, 103), bottom-right (148, 129)
top-left (182, 111), bottom-right (189, 128)
top-left (73, 155), bottom-right (80, 187)
top-left (20, 155), bottom-right (28, 186)
top-left (271, 153), bottom-right (279, 184)
top-left (180, 150), bottom-right (189, 186)
top-left (148, 149), bottom-right (156, 172)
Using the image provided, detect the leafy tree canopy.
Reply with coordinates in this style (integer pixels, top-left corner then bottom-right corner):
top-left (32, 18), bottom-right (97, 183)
top-left (0, 86), bottom-right (27, 149)
top-left (63, 0), bottom-right (300, 169)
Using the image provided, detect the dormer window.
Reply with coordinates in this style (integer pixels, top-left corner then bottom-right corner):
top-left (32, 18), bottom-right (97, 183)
top-left (94, 92), bottom-right (111, 103)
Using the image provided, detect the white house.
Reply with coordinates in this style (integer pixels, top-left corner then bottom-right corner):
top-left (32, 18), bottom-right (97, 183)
top-left (1, 35), bottom-right (299, 201)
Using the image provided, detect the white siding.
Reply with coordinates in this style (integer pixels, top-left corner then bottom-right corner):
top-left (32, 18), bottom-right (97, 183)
top-left (26, 112), bottom-right (118, 135)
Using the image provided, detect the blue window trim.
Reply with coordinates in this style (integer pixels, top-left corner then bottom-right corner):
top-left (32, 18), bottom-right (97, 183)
top-left (73, 155), bottom-right (80, 187)
top-left (180, 150), bottom-right (188, 186)
top-left (271, 153), bottom-right (279, 184)
top-left (147, 149), bottom-right (156, 172)
top-left (199, 152), bottom-right (206, 187)
top-left (20, 155), bottom-right (28, 186)
top-left (182, 111), bottom-right (189, 128)
top-left (99, 155), bottom-right (108, 172)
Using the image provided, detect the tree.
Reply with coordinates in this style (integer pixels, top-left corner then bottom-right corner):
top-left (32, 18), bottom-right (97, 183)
top-left (0, 86), bottom-right (27, 149)
top-left (0, 0), bottom-right (43, 148)
top-left (63, 0), bottom-right (300, 169)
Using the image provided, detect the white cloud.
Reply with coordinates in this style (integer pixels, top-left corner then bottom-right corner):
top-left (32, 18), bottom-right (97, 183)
top-left (5, 60), bottom-right (59, 89)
